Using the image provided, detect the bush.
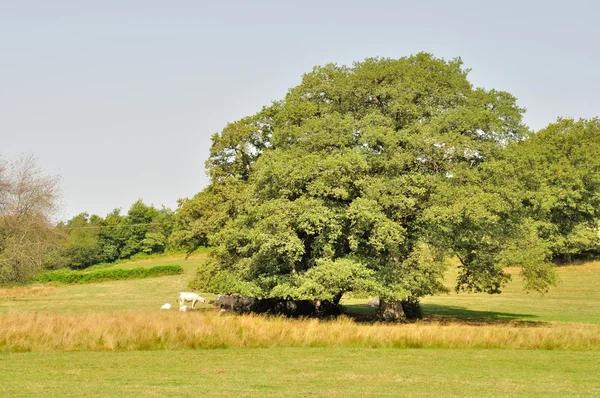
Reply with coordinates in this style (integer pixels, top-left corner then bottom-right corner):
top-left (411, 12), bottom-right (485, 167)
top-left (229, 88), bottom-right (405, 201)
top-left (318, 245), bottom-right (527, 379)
top-left (36, 265), bottom-right (184, 284)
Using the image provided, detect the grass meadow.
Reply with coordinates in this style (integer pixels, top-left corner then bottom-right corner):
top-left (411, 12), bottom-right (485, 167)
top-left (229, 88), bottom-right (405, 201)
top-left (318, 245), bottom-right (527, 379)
top-left (2, 349), bottom-right (599, 397)
top-left (1, 253), bottom-right (600, 396)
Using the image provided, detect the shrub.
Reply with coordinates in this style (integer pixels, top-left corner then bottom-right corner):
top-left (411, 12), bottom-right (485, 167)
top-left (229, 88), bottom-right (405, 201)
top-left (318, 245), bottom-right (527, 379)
top-left (36, 265), bottom-right (183, 284)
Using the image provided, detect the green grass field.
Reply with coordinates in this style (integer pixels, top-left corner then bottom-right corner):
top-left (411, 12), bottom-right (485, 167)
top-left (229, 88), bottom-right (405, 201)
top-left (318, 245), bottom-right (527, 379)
top-left (422, 261), bottom-right (600, 324)
top-left (348, 260), bottom-right (600, 325)
top-left (1, 254), bottom-right (599, 396)
top-left (0, 254), bottom-right (214, 314)
top-left (2, 349), bottom-right (599, 397)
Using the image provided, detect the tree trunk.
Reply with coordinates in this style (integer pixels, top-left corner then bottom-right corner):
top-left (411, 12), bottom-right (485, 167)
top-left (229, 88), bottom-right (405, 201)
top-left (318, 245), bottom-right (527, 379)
top-left (332, 292), bottom-right (344, 306)
top-left (379, 299), bottom-right (406, 322)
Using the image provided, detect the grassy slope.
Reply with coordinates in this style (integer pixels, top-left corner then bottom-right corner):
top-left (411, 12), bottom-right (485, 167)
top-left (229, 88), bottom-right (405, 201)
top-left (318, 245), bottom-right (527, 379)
top-left (422, 261), bottom-right (600, 324)
top-left (0, 253), bottom-right (213, 314)
top-left (345, 260), bottom-right (600, 324)
top-left (2, 348), bottom-right (599, 397)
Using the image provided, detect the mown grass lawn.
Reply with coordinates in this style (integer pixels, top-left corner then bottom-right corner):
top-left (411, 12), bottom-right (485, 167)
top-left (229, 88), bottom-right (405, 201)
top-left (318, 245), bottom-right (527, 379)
top-left (2, 348), bottom-right (599, 397)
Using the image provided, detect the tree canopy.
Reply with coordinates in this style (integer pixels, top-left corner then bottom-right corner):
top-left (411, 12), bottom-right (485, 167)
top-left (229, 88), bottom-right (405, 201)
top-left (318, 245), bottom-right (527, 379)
top-left (180, 53), bottom-right (560, 312)
top-left (57, 200), bottom-right (176, 269)
top-left (508, 118), bottom-right (600, 262)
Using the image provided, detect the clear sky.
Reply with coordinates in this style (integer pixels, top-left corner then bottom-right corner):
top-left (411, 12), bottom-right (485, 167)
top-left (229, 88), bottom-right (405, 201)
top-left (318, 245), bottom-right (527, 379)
top-left (2, 0), bottom-right (599, 220)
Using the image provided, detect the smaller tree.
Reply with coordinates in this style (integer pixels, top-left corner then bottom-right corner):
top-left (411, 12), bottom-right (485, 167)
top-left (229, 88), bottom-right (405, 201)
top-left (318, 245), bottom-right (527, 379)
top-left (96, 209), bottom-right (127, 262)
top-left (60, 213), bottom-right (102, 269)
top-left (509, 118), bottom-right (600, 262)
top-left (0, 155), bottom-right (61, 284)
top-left (141, 230), bottom-right (167, 254)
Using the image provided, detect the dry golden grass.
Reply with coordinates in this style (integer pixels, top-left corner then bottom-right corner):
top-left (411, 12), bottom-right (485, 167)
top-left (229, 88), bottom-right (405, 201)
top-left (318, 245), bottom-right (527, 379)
top-left (0, 285), bottom-right (56, 299)
top-left (1, 311), bottom-right (598, 352)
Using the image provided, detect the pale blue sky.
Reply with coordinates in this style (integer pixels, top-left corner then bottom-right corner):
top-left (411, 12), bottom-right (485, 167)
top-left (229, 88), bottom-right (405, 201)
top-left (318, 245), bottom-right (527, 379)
top-left (1, 0), bottom-right (598, 220)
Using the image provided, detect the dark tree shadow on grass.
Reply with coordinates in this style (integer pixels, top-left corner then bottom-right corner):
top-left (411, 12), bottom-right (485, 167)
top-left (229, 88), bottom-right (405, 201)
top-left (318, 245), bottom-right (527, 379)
top-left (343, 303), bottom-right (545, 326)
top-left (342, 303), bottom-right (378, 322)
top-left (420, 303), bottom-right (543, 326)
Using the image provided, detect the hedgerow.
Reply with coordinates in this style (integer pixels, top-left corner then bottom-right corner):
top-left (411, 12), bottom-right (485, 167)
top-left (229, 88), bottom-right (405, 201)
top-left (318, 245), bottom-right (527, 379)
top-left (36, 265), bottom-right (183, 284)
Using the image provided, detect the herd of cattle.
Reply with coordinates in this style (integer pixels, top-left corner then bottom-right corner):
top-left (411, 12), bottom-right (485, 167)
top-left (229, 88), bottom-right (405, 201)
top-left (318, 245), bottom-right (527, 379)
top-left (171, 291), bottom-right (342, 316)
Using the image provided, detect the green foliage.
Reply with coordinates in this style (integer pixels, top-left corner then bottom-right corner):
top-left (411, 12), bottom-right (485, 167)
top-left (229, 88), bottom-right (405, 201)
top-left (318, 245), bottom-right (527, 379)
top-left (188, 257), bottom-right (261, 297)
top-left (508, 118), bottom-right (600, 261)
top-left (96, 209), bottom-right (126, 262)
top-left (60, 213), bottom-right (103, 269)
top-left (36, 265), bottom-right (183, 284)
top-left (183, 53), bottom-right (558, 303)
top-left (58, 201), bottom-right (176, 269)
top-left (118, 200), bottom-right (166, 258)
top-left (140, 231), bottom-right (167, 254)
top-left (423, 159), bottom-right (557, 293)
top-left (294, 258), bottom-right (378, 301)
top-left (171, 178), bottom-right (249, 254)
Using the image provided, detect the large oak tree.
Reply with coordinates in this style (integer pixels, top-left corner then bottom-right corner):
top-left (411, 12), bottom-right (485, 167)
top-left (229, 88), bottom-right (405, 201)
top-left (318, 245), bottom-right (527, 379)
top-left (178, 53), bottom-right (557, 319)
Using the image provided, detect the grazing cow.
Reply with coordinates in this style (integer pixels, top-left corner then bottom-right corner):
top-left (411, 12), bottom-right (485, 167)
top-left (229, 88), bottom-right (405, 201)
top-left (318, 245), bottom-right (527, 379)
top-left (213, 295), bottom-right (240, 312)
top-left (213, 295), bottom-right (340, 316)
top-left (178, 292), bottom-right (205, 309)
top-left (160, 303), bottom-right (172, 310)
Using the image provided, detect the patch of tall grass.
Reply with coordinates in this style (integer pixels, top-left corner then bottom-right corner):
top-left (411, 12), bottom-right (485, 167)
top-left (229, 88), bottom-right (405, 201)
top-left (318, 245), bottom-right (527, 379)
top-left (1, 312), bottom-right (598, 352)
top-left (35, 265), bottom-right (183, 284)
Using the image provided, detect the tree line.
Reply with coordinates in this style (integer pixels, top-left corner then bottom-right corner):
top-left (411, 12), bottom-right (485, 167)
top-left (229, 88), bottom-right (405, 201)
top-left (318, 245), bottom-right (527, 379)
top-left (56, 201), bottom-right (175, 269)
top-left (2, 54), bottom-right (599, 320)
top-left (0, 154), bottom-right (177, 283)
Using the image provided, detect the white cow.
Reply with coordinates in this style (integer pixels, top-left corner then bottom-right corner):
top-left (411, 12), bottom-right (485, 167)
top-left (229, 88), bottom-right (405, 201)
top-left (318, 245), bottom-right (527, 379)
top-left (368, 298), bottom-right (380, 308)
top-left (178, 292), bottom-right (205, 309)
top-left (160, 303), bottom-right (172, 310)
